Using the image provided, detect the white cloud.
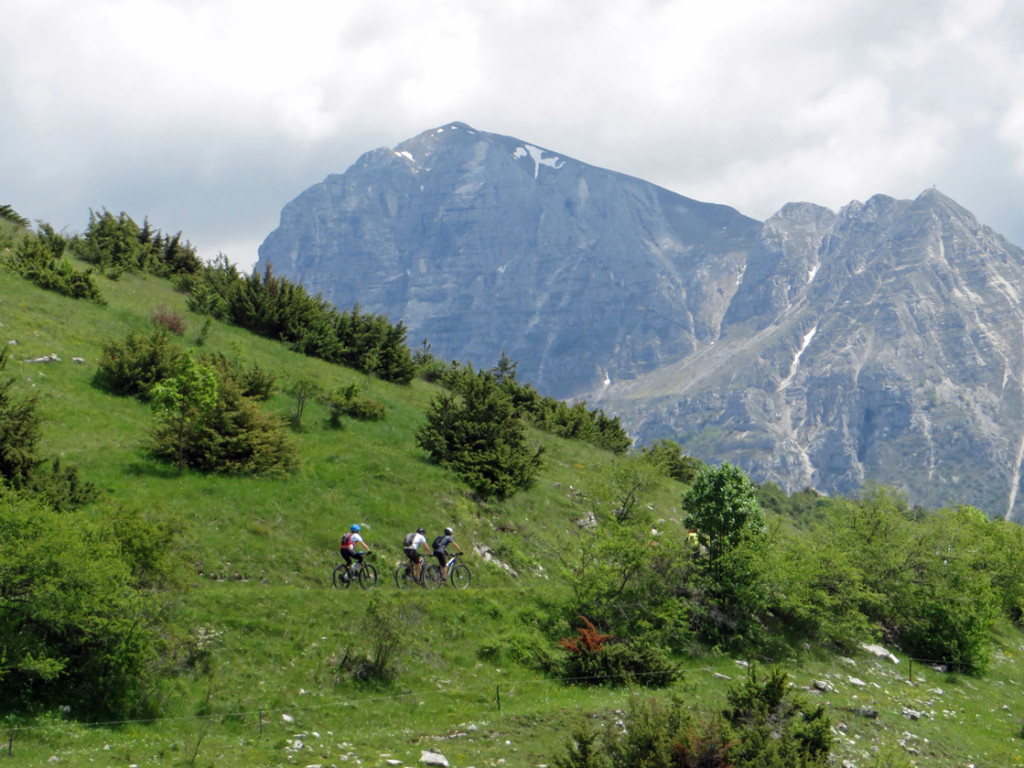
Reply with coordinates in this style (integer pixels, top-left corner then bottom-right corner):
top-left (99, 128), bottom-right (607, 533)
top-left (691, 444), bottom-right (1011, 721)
top-left (2, 0), bottom-right (1024, 269)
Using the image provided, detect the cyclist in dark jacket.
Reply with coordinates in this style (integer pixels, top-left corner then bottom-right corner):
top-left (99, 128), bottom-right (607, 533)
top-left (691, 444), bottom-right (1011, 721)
top-left (432, 526), bottom-right (463, 581)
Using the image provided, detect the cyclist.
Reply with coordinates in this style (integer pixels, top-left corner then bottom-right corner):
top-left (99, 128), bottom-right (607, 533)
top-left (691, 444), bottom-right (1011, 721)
top-left (402, 527), bottom-right (431, 580)
top-left (431, 526), bottom-right (463, 582)
top-left (340, 524), bottom-right (372, 573)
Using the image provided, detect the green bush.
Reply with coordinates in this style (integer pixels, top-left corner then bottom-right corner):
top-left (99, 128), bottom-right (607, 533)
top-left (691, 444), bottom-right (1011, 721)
top-left (767, 532), bottom-right (875, 652)
top-left (555, 669), bottom-right (832, 768)
top-left (0, 348), bottom-right (96, 509)
top-left (684, 463), bottom-right (769, 646)
top-left (824, 491), bottom-right (998, 673)
top-left (148, 366), bottom-right (298, 476)
top-left (202, 352), bottom-right (277, 401)
top-left (637, 438), bottom-right (706, 483)
top-left (93, 328), bottom-right (184, 399)
top-left (722, 666), bottom-right (832, 768)
top-left (321, 384), bottom-right (387, 426)
top-left (73, 209), bottom-right (202, 278)
top-left (0, 491), bottom-right (167, 718)
top-left (558, 616), bottom-right (680, 688)
top-left (2, 224), bottom-right (105, 303)
top-left (0, 347), bottom-right (41, 488)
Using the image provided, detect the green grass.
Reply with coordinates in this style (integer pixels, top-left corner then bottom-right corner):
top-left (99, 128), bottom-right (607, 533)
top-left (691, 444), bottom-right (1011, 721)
top-left (4, 266), bottom-right (1024, 767)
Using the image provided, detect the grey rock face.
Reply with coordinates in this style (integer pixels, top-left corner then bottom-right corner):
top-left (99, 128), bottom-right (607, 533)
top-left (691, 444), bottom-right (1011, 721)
top-left (603, 189), bottom-right (1024, 521)
top-left (259, 124), bottom-right (1024, 522)
top-left (259, 122), bottom-right (761, 398)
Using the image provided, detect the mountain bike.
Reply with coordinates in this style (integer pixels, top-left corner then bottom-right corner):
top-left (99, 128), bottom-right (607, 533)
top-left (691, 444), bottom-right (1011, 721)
top-left (332, 551), bottom-right (378, 590)
top-left (395, 557), bottom-right (431, 589)
top-left (424, 552), bottom-right (471, 589)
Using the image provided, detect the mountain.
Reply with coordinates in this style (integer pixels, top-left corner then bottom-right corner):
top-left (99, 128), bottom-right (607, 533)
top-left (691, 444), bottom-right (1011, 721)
top-left (257, 122), bottom-right (1024, 521)
top-left (257, 122), bottom-right (761, 397)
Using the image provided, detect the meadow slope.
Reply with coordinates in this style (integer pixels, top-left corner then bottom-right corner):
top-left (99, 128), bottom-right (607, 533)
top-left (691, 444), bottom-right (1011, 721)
top-left (3, 266), bottom-right (1024, 768)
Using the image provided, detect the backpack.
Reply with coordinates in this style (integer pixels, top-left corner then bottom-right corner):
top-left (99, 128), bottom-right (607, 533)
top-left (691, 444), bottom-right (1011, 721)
top-left (341, 532), bottom-right (354, 548)
top-left (432, 534), bottom-right (446, 551)
top-left (403, 532), bottom-right (416, 548)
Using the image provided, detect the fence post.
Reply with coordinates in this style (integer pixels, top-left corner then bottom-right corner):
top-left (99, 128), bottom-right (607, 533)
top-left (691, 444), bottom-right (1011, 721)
top-left (496, 685), bottom-right (501, 712)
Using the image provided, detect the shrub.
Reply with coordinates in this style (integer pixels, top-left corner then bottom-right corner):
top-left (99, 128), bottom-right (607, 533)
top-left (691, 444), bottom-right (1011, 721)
top-left (555, 668), bottom-right (832, 768)
top-left (93, 328), bottom-right (184, 399)
top-left (321, 384), bottom-right (387, 426)
top-left (148, 366), bottom-right (298, 476)
top-left (3, 225), bottom-right (105, 303)
top-left (152, 305), bottom-right (187, 335)
top-left (558, 616), bottom-right (680, 688)
top-left (0, 347), bottom-right (42, 488)
top-left (334, 594), bottom-right (408, 685)
top-left (0, 491), bottom-right (167, 718)
top-left (202, 352), bottom-right (276, 401)
top-left (637, 439), bottom-right (706, 483)
top-left (0, 349), bottom-right (96, 509)
top-left (25, 457), bottom-right (97, 512)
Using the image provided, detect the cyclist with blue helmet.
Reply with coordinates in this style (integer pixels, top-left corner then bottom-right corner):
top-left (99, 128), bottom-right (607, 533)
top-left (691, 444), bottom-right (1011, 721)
top-left (340, 523), bottom-right (372, 572)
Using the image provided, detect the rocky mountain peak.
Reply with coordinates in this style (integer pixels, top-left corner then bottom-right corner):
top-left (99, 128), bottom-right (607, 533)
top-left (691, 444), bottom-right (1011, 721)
top-left (257, 125), bottom-right (1024, 522)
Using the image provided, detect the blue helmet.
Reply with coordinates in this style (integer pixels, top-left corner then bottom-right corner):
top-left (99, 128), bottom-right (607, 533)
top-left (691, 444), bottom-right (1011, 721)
top-left (350, 524), bottom-right (361, 533)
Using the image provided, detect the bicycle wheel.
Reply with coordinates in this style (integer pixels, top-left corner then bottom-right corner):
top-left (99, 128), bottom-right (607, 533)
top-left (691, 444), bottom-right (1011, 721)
top-left (423, 564), bottom-right (443, 588)
top-left (358, 563), bottom-right (378, 590)
top-left (450, 563), bottom-right (471, 589)
top-left (395, 563), bottom-right (415, 589)
top-left (332, 564), bottom-right (352, 589)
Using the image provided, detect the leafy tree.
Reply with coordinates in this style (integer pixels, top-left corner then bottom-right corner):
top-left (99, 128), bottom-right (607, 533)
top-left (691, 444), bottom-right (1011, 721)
top-left (149, 355), bottom-right (219, 474)
top-left (416, 373), bottom-right (543, 499)
top-left (977, 511), bottom-right (1024, 623)
top-left (766, 531), bottom-right (875, 651)
top-left (756, 483), bottom-right (830, 528)
top-left (560, 466), bottom-right (695, 651)
top-left (684, 462), bottom-right (764, 560)
top-left (683, 463), bottom-right (768, 645)
top-left (0, 491), bottom-right (166, 718)
top-left (822, 489), bottom-right (998, 672)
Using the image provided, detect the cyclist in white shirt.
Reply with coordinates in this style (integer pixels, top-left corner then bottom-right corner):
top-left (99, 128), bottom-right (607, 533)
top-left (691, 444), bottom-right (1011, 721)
top-left (402, 527), bottom-right (430, 580)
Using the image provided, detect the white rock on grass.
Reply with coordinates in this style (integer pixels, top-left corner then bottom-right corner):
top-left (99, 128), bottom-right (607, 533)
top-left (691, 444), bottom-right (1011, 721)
top-left (421, 750), bottom-right (450, 767)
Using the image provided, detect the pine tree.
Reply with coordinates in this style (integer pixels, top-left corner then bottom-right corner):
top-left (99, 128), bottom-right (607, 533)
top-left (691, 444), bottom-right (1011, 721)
top-left (416, 373), bottom-right (543, 499)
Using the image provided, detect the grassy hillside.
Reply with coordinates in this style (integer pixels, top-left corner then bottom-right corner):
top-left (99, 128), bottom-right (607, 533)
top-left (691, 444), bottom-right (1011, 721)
top-left (4, 265), bottom-right (1024, 768)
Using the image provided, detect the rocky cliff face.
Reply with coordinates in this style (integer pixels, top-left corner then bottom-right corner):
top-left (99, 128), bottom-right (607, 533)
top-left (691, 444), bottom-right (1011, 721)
top-left (258, 123), bottom-right (1024, 521)
top-left (258, 122), bottom-right (761, 397)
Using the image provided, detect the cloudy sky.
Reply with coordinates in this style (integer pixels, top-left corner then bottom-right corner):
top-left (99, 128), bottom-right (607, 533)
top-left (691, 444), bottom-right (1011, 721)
top-left (3, 0), bottom-right (1023, 270)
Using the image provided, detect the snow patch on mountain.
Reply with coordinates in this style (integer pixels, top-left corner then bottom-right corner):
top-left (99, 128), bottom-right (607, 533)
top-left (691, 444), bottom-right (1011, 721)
top-left (513, 144), bottom-right (564, 179)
